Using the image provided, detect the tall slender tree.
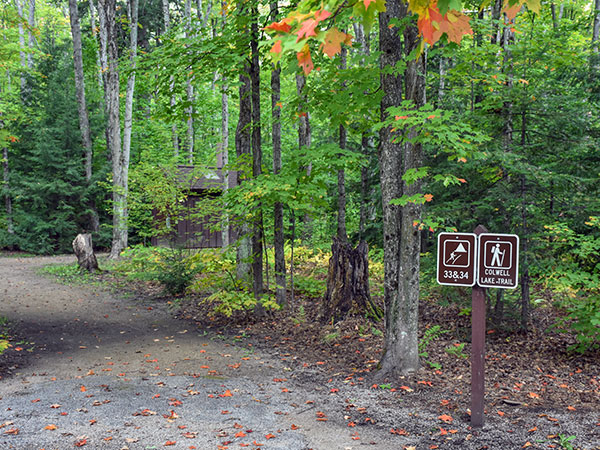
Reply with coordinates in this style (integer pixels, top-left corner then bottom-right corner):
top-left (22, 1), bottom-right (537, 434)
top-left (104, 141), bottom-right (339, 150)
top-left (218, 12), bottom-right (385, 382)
top-left (270, 0), bottom-right (286, 306)
top-left (68, 0), bottom-right (99, 232)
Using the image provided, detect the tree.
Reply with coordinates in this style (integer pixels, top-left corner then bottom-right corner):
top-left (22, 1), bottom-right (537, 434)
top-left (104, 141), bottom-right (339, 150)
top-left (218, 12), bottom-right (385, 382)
top-left (99, 0), bottom-right (138, 259)
top-left (68, 0), bottom-right (99, 233)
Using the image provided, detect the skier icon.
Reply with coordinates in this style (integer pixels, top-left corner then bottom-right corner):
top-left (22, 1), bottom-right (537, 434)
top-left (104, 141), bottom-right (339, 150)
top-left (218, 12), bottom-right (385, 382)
top-left (446, 242), bottom-right (467, 266)
top-left (490, 243), bottom-right (505, 267)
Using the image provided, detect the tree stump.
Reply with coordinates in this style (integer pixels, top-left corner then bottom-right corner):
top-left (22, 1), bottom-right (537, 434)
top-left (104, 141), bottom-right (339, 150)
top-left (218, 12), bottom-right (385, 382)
top-left (320, 238), bottom-right (382, 323)
top-left (72, 233), bottom-right (98, 272)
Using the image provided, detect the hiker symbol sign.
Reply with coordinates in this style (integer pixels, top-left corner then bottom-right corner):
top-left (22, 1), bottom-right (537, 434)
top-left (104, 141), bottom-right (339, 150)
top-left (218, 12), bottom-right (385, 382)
top-left (477, 234), bottom-right (519, 289)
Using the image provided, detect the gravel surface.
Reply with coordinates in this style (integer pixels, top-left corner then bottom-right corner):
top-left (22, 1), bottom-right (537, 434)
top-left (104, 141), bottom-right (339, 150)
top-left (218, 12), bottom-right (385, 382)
top-left (0, 255), bottom-right (598, 450)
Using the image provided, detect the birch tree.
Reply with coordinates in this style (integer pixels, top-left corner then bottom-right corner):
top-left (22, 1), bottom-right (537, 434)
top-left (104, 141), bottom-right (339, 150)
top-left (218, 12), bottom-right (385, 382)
top-left (99, 0), bottom-right (138, 259)
top-left (68, 0), bottom-right (99, 232)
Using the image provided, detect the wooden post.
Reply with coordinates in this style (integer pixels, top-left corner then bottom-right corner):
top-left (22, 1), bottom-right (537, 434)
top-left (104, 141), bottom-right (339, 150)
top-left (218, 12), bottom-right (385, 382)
top-left (471, 224), bottom-right (487, 427)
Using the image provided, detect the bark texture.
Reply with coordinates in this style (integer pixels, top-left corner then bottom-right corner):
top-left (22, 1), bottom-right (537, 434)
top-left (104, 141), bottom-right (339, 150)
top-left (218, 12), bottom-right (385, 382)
top-left (72, 233), bottom-right (99, 272)
top-left (99, 0), bottom-right (126, 259)
top-left (271, 0), bottom-right (285, 307)
top-left (250, 10), bottom-right (264, 306)
top-left (321, 238), bottom-right (381, 323)
top-left (68, 0), bottom-right (99, 233)
top-left (235, 65), bottom-right (252, 282)
top-left (377, 1), bottom-right (426, 377)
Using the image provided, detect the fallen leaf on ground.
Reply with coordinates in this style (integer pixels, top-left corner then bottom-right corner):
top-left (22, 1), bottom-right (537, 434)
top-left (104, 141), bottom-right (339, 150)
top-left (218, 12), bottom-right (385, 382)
top-left (438, 414), bottom-right (453, 423)
top-left (44, 424), bottom-right (57, 430)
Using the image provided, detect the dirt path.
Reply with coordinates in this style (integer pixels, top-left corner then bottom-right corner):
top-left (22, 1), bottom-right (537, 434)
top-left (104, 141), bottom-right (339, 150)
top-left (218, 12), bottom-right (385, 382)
top-left (0, 256), bottom-right (401, 450)
top-left (0, 256), bottom-right (598, 450)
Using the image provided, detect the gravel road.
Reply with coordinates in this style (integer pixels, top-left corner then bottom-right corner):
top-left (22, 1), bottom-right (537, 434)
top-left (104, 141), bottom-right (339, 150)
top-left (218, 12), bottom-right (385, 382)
top-left (0, 256), bottom-right (598, 450)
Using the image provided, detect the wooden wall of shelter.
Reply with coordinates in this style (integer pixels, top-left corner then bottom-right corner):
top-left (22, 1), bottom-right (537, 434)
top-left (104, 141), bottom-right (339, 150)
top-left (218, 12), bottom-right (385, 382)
top-left (151, 166), bottom-right (236, 249)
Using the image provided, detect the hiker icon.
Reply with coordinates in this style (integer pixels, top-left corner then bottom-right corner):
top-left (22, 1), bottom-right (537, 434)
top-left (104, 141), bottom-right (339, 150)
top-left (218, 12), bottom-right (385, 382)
top-left (490, 243), bottom-right (505, 267)
top-left (444, 241), bottom-right (469, 267)
top-left (484, 241), bottom-right (513, 269)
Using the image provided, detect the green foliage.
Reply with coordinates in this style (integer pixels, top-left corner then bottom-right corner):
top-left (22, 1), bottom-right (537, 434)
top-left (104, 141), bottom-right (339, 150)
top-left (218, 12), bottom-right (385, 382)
top-left (155, 249), bottom-right (201, 296)
top-left (445, 342), bottom-right (468, 359)
top-left (293, 275), bottom-right (326, 298)
top-left (39, 263), bottom-right (92, 284)
top-left (419, 325), bottom-right (450, 369)
top-left (0, 316), bottom-right (10, 355)
top-left (541, 218), bottom-right (600, 353)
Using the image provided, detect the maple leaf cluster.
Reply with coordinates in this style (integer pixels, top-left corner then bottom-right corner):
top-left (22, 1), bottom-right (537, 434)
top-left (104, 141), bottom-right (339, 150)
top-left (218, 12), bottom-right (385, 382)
top-left (265, 8), bottom-right (352, 75)
top-left (266, 0), bottom-right (542, 74)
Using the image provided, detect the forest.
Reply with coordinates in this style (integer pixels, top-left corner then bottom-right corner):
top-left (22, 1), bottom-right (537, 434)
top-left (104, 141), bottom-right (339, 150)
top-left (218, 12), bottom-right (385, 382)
top-left (1, 0), bottom-right (599, 377)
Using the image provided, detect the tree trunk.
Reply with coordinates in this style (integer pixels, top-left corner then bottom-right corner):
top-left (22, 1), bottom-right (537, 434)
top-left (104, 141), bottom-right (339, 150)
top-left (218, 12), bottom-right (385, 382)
top-left (184, 0), bottom-right (195, 164)
top-left (377, 1), bottom-right (425, 378)
top-left (235, 65), bottom-right (252, 283)
top-left (337, 45), bottom-right (348, 242)
top-left (68, 0), bottom-right (99, 233)
top-left (72, 233), bottom-right (99, 272)
top-left (2, 146), bottom-right (13, 237)
top-left (271, 0), bottom-right (285, 307)
top-left (161, 0), bottom-right (180, 155)
top-left (296, 73), bottom-right (312, 241)
top-left (219, 83), bottom-right (231, 247)
top-left (26, 0), bottom-right (35, 70)
top-left (321, 238), bottom-right (381, 323)
top-left (250, 10), bottom-right (264, 308)
top-left (15, 0), bottom-right (27, 95)
top-left (592, 0), bottom-right (600, 70)
top-left (99, 0), bottom-right (125, 258)
top-left (88, 0), bottom-right (104, 91)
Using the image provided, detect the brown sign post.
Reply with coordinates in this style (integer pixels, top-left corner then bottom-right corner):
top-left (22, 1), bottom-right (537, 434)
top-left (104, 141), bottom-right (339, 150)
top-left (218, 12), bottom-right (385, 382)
top-left (436, 226), bottom-right (520, 428)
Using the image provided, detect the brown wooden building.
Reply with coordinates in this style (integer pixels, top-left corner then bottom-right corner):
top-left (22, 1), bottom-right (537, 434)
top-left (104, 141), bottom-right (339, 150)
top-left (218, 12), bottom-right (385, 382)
top-left (151, 165), bottom-right (236, 249)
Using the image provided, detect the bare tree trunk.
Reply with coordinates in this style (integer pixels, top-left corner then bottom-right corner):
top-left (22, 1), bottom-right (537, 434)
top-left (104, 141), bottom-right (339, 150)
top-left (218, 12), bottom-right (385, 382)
top-left (250, 10), bottom-right (264, 308)
top-left (296, 73), bottom-right (312, 241)
top-left (438, 54), bottom-right (446, 104)
top-left (271, 0), bottom-right (285, 307)
top-left (99, 0), bottom-right (125, 258)
top-left (161, 0), bottom-right (170, 29)
top-left (184, 0), bottom-right (195, 164)
top-left (2, 145), bottom-right (13, 236)
top-left (15, 0), bottom-right (27, 94)
top-left (235, 65), bottom-right (252, 283)
top-left (337, 45), bottom-right (348, 242)
top-left (220, 84), bottom-right (230, 246)
top-left (160, 0), bottom-right (180, 156)
top-left (377, 1), bottom-right (425, 378)
top-left (26, 0), bottom-right (35, 70)
top-left (592, 0), bottom-right (600, 70)
top-left (88, 0), bottom-right (104, 91)
top-left (68, 0), bottom-right (100, 233)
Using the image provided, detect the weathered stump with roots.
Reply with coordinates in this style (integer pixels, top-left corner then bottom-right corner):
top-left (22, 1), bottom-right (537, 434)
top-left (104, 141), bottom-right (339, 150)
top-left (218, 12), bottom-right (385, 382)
top-left (72, 233), bottom-right (98, 272)
top-left (320, 238), bottom-right (382, 323)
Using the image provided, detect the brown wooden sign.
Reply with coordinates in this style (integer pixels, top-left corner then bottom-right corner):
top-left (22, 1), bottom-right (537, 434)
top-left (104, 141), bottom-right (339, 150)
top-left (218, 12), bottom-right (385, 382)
top-left (477, 233), bottom-right (519, 289)
top-left (437, 232), bottom-right (477, 287)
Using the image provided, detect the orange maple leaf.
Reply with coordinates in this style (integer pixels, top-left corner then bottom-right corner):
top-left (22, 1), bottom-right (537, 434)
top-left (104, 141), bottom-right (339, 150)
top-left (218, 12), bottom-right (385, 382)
top-left (321, 28), bottom-right (350, 59)
top-left (296, 18), bottom-right (318, 41)
top-left (44, 424), bottom-right (58, 430)
top-left (296, 45), bottom-right (314, 75)
top-left (265, 20), bottom-right (292, 33)
top-left (363, 0), bottom-right (376, 8)
top-left (164, 441), bottom-right (176, 446)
